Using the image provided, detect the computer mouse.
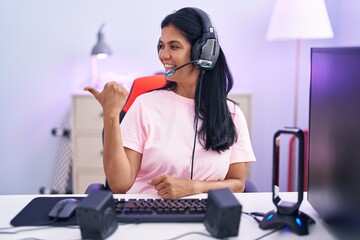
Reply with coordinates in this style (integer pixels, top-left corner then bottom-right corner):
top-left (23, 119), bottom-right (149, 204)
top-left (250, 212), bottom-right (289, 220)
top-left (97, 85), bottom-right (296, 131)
top-left (48, 198), bottom-right (80, 219)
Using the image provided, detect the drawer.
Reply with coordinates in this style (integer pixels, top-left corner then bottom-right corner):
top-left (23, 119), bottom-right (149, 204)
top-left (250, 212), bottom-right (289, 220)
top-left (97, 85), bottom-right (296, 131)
top-left (74, 170), bottom-right (106, 194)
top-left (73, 135), bottom-right (103, 168)
top-left (73, 95), bottom-right (103, 131)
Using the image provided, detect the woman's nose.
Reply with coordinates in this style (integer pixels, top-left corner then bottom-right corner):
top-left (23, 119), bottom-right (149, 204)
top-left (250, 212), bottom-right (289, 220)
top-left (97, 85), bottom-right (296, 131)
top-left (159, 47), bottom-right (171, 60)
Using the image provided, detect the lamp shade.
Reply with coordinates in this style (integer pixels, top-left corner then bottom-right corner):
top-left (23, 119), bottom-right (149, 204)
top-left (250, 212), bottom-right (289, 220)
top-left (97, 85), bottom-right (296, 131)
top-left (266, 0), bottom-right (333, 40)
top-left (91, 24), bottom-right (112, 59)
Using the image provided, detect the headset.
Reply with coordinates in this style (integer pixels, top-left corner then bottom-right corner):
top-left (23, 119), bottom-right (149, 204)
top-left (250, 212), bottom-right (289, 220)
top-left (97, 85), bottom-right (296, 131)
top-left (190, 7), bottom-right (220, 70)
top-left (158, 7), bottom-right (220, 70)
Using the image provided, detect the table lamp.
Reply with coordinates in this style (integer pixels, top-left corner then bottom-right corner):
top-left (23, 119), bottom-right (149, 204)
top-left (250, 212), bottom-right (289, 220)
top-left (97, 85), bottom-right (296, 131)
top-left (91, 23), bottom-right (112, 89)
top-left (266, 0), bottom-right (333, 127)
top-left (267, 0), bottom-right (334, 192)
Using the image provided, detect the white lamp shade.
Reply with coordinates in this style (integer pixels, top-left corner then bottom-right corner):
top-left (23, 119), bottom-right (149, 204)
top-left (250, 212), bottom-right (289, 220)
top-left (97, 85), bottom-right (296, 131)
top-left (267, 0), bottom-right (334, 40)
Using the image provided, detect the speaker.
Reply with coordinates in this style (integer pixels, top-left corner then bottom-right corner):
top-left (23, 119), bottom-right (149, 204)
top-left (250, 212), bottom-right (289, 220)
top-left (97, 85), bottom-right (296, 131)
top-left (204, 188), bottom-right (242, 239)
top-left (191, 8), bottom-right (220, 69)
top-left (76, 190), bottom-right (118, 240)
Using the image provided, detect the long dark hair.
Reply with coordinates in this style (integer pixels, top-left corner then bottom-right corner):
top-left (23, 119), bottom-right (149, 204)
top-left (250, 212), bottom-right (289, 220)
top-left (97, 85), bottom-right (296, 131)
top-left (161, 7), bottom-right (237, 152)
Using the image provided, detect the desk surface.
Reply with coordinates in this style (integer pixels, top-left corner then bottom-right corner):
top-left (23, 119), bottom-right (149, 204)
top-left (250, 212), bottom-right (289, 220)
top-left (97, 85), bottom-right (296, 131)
top-left (0, 192), bottom-right (336, 240)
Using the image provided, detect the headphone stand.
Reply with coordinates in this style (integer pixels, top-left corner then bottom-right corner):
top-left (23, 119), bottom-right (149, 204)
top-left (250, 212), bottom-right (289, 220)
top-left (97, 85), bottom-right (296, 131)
top-left (260, 210), bottom-right (315, 236)
top-left (259, 128), bottom-right (315, 236)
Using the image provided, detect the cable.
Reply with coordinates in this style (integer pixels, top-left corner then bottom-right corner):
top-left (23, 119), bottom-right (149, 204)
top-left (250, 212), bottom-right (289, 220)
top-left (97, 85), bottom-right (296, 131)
top-left (242, 211), bottom-right (264, 224)
top-left (249, 212), bottom-right (266, 217)
top-left (0, 225), bottom-right (62, 235)
top-left (35, 217), bottom-right (59, 226)
top-left (0, 220), bottom-right (137, 237)
top-left (253, 225), bottom-right (284, 240)
top-left (0, 226), bottom-right (17, 231)
top-left (190, 70), bottom-right (206, 180)
top-left (242, 211), bottom-right (285, 240)
top-left (167, 230), bottom-right (213, 240)
top-left (0, 217), bottom-right (60, 234)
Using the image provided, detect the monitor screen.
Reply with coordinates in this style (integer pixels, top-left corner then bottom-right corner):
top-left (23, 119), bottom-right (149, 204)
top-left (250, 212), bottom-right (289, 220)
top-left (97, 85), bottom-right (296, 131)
top-left (308, 47), bottom-right (360, 237)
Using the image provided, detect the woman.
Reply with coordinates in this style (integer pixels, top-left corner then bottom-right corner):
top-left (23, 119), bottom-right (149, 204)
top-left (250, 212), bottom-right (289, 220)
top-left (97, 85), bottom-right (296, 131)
top-left (85, 7), bottom-right (256, 199)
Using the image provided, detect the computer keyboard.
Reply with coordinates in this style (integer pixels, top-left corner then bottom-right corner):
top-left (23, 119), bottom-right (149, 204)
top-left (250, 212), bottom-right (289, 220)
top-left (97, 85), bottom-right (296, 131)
top-left (113, 198), bottom-right (207, 223)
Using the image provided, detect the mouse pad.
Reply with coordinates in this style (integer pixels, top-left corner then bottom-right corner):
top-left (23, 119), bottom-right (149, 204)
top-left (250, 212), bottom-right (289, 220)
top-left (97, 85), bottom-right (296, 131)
top-left (10, 196), bottom-right (84, 227)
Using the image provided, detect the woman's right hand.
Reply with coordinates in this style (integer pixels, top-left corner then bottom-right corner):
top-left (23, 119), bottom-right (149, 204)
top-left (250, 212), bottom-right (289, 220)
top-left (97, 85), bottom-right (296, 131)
top-left (84, 81), bottom-right (129, 118)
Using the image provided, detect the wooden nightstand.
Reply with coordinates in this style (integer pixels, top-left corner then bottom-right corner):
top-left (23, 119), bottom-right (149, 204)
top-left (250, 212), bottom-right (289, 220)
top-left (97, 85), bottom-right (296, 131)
top-left (71, 93), bottom-right (105, 193)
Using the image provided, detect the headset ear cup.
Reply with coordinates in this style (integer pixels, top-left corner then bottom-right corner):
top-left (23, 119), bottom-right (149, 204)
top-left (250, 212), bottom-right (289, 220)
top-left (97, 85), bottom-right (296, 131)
top-left (201, 38), bottom-right (220, 66)
top-left (190, 8), bottom-right (220, 69)
top-left (192, 36), bottom-right (220, 69)
top-left (192, 39), bottom-right (202, 62)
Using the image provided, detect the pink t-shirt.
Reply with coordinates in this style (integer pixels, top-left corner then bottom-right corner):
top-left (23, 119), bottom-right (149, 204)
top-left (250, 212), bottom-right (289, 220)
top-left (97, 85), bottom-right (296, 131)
top-left (121, 90), bottom-right (256, 194)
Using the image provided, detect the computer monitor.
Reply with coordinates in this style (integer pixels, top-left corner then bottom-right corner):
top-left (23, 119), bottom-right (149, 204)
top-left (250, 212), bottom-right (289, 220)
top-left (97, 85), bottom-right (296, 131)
top-left (308, 47), bottom-right (360, 237)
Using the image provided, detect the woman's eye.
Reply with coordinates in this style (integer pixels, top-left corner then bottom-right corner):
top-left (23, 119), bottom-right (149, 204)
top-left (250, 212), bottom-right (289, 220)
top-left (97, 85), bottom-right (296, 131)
top-left (171, 45), bottom-right (180, 50)
top-left (157, 44), bottom-right (164, 51)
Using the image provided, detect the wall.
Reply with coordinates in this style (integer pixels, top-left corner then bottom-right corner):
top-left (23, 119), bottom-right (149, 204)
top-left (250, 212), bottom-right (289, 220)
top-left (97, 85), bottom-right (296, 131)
top-left (0, 0), bottom-right (356, 194)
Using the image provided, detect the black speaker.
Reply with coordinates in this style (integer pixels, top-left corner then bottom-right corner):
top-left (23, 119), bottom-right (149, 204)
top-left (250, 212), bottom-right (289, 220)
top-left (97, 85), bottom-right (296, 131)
top-left (204, 188), bottom-right (242, 239)
top-left (76, 190), bottom-right (118, 240)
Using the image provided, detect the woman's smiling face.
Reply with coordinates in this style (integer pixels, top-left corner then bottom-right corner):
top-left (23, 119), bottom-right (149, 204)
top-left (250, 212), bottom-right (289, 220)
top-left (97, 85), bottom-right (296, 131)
top-left (158, 24), bottom-right (199, 82)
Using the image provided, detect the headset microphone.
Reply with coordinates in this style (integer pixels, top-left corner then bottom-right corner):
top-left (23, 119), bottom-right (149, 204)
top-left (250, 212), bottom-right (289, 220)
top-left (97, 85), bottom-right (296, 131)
top-left (164, 60), bottom-right (198, 77)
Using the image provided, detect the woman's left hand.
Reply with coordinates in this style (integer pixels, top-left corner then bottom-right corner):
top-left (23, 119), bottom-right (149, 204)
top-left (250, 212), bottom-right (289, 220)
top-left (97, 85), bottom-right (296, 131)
top-left (148, 175), bottom-right (200, 199)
